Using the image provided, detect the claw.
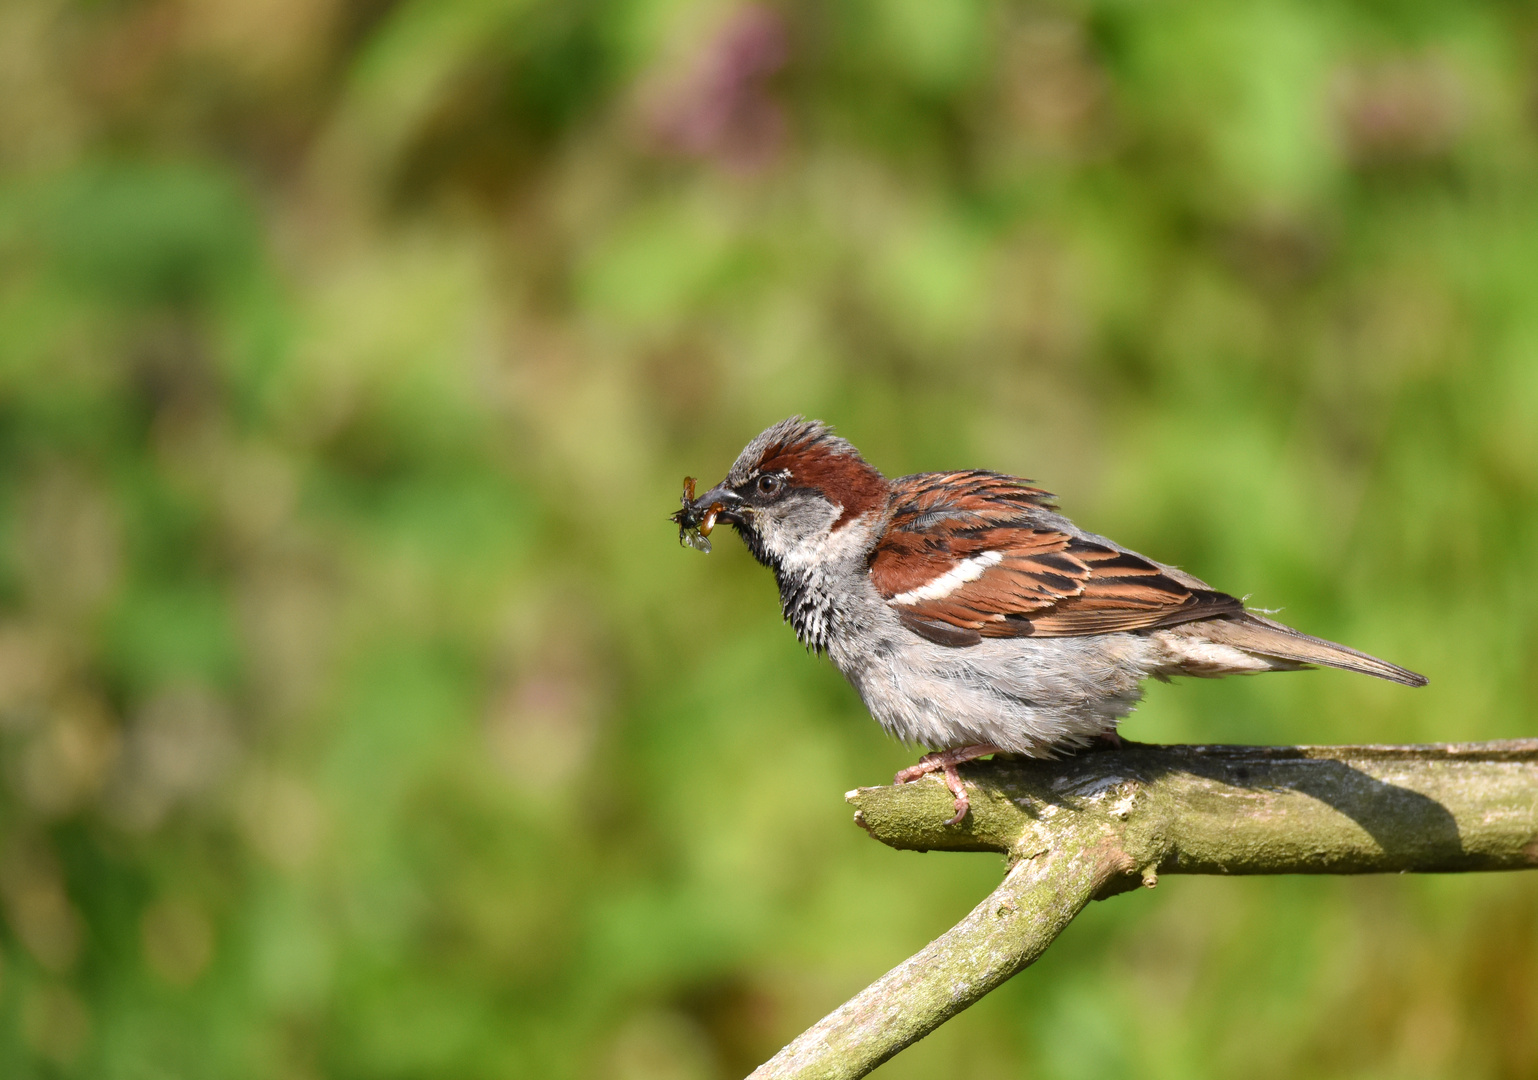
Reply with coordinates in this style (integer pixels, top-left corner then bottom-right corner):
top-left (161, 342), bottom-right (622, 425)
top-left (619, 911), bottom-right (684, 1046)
top-left (893, 743), bottom-right (1005, 825)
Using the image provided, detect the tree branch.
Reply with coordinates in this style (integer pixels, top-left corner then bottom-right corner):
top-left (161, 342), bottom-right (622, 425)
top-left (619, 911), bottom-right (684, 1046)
top-left (749, 741), bottom-right (1538, 1080)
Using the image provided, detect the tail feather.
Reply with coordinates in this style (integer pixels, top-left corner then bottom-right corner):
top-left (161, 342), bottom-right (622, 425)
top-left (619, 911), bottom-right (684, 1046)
top-left (1198, 613), bottom-right (1428, 688)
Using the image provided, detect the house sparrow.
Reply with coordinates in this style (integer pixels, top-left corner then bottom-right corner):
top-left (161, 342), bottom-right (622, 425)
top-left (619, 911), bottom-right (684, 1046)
top-left (674, 417), bottom-right (1426, 823)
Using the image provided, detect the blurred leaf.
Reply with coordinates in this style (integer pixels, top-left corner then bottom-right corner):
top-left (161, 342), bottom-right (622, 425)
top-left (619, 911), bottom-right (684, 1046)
top-left (38, 163), bottom-right (259, 308)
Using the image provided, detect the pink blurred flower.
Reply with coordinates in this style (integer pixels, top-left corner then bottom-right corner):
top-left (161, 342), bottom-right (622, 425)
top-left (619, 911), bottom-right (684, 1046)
top-left (1334, 55), bottom-right (1468, 166)
top-left (646, 5), bottom-right (790, 173)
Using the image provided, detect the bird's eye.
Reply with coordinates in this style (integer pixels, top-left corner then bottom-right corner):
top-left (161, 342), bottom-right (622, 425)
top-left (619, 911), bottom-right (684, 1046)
top-left (757, 473), bottom-right (784, 498)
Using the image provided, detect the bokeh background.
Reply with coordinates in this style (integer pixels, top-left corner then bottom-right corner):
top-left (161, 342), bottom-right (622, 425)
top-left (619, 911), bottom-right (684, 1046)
top-left (1, 0), bottom-right (1537, 1076)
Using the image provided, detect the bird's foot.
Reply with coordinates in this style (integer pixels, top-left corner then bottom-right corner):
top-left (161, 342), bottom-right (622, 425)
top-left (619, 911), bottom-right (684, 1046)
top-left (893, 743), bottom-right (1005, 825)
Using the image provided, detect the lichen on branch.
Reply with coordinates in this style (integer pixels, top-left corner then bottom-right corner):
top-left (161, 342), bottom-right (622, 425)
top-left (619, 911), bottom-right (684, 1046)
top-left (751, 740), bottom-right (1538, 1080)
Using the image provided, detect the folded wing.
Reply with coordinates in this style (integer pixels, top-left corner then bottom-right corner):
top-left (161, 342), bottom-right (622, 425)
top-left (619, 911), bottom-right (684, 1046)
top-left (869, 471), bottom-right (1243, 646)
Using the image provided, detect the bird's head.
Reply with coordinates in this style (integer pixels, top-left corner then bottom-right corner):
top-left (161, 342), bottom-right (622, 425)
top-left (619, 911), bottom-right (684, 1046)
top-left (674, 417), bottom-right (889, 571)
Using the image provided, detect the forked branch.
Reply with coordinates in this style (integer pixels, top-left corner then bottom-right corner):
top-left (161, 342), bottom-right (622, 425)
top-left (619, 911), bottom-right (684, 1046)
top-left (749, 740), bottom-right (1538, 1080)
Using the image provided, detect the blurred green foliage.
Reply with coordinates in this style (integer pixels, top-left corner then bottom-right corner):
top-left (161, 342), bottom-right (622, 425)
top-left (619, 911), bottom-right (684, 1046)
top-left (0, 0), bottom-right (1536, 1077)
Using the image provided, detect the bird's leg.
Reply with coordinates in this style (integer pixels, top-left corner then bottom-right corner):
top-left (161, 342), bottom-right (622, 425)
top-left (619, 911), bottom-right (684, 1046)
top-left (893, 743), bottom-right (1005, 825)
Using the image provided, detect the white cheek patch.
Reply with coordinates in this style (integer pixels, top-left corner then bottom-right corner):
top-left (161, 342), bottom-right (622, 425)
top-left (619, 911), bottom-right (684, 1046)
top-left (769, 507), bottom-right (875, 571)
top-left (890, 550), bottom-right (1003, 605)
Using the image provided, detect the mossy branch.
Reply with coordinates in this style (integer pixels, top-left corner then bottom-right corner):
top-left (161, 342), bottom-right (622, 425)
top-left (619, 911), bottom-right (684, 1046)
top-left (749, 740), bottom-right (1538, 1080)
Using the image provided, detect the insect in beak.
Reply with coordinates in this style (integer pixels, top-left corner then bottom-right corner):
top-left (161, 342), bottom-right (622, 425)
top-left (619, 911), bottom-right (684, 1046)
top-left (671, 476), bottom-right (725, 553)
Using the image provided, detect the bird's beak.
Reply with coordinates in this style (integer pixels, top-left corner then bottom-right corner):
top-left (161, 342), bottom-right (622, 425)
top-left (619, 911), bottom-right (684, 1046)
top-left (671, 478), bottom-right (750, 553)
top-left (688, 483), bottom-right (748, 535)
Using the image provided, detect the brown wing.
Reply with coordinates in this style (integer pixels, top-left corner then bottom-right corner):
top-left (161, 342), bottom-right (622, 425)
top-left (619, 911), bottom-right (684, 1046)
top-left (870, 472), bottom-right (1242, 644)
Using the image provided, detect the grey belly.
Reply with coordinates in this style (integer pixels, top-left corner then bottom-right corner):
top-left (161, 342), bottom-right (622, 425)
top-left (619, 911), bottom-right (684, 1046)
top-left (829, 629), bottom-right (1162, 755)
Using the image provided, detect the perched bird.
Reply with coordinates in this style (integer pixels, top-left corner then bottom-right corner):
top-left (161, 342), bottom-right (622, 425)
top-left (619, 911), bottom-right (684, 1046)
top-left (673, 417), bottom-right (1426, 823)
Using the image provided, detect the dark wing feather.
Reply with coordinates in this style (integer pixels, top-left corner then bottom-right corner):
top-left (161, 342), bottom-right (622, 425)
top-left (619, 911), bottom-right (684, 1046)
top-left (870, 472), bottom-right (1243, 641)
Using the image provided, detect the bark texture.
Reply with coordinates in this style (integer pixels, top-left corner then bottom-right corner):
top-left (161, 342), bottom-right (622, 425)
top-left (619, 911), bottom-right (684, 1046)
top-left (750, 740), bottom-right (1538, 1080)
